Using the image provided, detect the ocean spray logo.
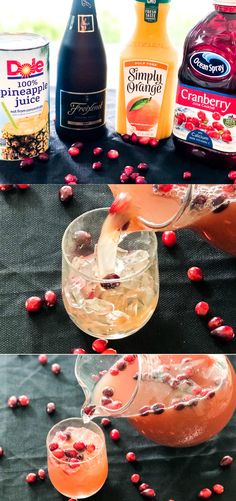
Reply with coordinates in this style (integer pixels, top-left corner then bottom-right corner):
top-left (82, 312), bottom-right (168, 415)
top-left (190, 52), bottom-right (231, 79)
top-left (7, 58), bottom-right (44, 79)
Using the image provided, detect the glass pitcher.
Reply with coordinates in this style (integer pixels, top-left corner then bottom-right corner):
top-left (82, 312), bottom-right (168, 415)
top-left (75, 354), bottom-right (236, 448)
top-left (110, 184), bottom-right (236, 256)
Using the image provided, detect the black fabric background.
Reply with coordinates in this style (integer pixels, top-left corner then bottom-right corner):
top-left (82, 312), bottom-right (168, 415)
top-left (0, 91), bottom-right (233, 185)
top-left (0, 355), bottom-right (235, 501)
top-left (0, 184), bottom-right (235, 355)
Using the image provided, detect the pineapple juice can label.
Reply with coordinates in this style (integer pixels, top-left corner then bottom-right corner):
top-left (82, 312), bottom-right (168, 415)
top-left (0, 33), bottom-right (49, 161)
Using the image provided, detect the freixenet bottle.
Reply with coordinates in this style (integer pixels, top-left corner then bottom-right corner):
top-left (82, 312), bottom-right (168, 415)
top-left (116, 0), bottom-right (178, 140)
top-left (173, 0), bottom-right (236, 168)
top-left (56, 0), bottom-right (107, 141)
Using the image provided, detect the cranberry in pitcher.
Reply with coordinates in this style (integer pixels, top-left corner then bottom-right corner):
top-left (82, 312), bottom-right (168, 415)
top-left (173, 1), bottom-right (236, 168)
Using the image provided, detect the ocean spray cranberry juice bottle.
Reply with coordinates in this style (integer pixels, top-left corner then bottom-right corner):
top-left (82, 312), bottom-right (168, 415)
top-left (173, 0), bottom-right (236, 168)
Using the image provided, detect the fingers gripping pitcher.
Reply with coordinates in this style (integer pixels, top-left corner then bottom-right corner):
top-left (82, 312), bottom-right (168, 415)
top-left (173, 1), bottom-right (236, 168)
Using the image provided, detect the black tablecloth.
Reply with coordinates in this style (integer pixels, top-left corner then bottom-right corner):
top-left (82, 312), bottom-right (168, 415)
top-left (0, 90), bottom-right (233, 185)
top-left (0, 355), bottom-right (235, 501)
top-left (0, 184), bottom-right (235, 355)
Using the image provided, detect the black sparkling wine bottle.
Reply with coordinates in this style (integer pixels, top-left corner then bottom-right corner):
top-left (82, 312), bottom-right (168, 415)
top-left (56, 0), bottom-right (107, 141)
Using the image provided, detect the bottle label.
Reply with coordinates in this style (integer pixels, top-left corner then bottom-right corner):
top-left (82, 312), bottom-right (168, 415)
top-left (173, 83), bottom-right (236, 153)
top-left (60, 89), bottom-right (106, 130)
top-left (78, 15), bottom-right (94, 32)
top-left (145, 0), bottom-right (159, 23)
top-left (189, 51), bottom-right (231, 80)
top-left (123, 60), bottom-right (168, 137)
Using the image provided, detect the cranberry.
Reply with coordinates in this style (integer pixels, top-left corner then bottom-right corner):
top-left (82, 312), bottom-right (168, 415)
top-left (20, 157), bottom-right (34, 169)
top-left (65, 449), bottom-right (78, 458)
top-left (93, 147), bottom-right (103, 156)
top-left (86, 444), bottom-right (96, 453)
top-left (131, 473), bottom-right (141, 484)
top-left (73, 230), bottom-right (92, 248)
top-left (121, 134), bottom-right (131, 142)
top-left (208, 317), bottom-right (224, 330)
top-left (220, 455), bottom-right (234, 467)
top-left (101, 397), bottom-right (112, 406)
top-left (107, 149), bottom-right (119, 159)
top-left (139, 405), bottom-right (151, 416)
top-left (49, 442), bottom-right (58, 451)
top-left (92, 339), bottom-right (108, 353)
top-left (26, 472), bottom-right (37, 484)
top-left (139, 136), bottom-right (150, 145)
top-left (116, 360), bottom-right (127, 371)
top-left (158, 184), bottom-right (173, 193)
top-left (92, 161), bottom-right (103, 170)
top-left (213, 484), bottom-right (224, 495)
top-left (72, 142), bottom-right (84, 150)
top-left (110, 368), bottom-right (119, 376)
top-left (53, 449), bottom-right (65, 459)
top-left (185, 122), bottom-right (195, 131)
top-left (37, 468), bottom-right (46, 480)
top-left (187, 267), bottom-right (204, 282)
top-left (222, 132), bottom-right (232, 142)
top-left (110, 429), bottom-right (120, 441)
top-left (64, 174), bottom-right (78, 184)
top-left (107, 400), bottom-right (123, 410)
top-left (228, 170), bottom-right (236, 181)
top-left (152, 403), bottom-right (165, 414)
top-left (72, 348), bottom-right (87, 354)
top-left (101, 418), bottom-right (111, 427)
top-left (198, 488), bottom-right (212, 498)
top-left (102, 387), bottom-right (114, 398)
top-left (7, 395), bottom-right (18, 408)
top-left (126, 452), bottom-right (136, 462)
top-left (46, 402), bottom-right (56, 414)
top-left (103, 348), bottom-right (118, 354)
top-left (183, 171), bottom-right (192, 179)
top-left (138, 162), bottom-right (149, 171)
top-left (124, 354), bottom-right (136, 363)
top-left (131, 133), bottom-right (138, 143)
top-left (69, 458), bottom-right (80, 469)
top-left (135, 175), bottom-right (147, 184)
top-left (120, 173), bottom-right (129, 183)
top-left (44, 290), bottom-right (57, 307)
top-left (38, 354), bottom-right (48, 365)
top-left (18, 395), bottom-right (30, 407)
top-left (141, 489), bottom-right (156, 498)
top-left (38, 152), bottom-right (49, 162)
top-left (59, 185), bottom-right (73, 203)
top-left (0, 447), bottom-right (4, 457)
top-left (51, 363), bottom-right (61, 375)
top-left (130, 172), bottom-right (139, 181)
top-left (198, 111), bottom-right (207, 121)
top-left (16, 184), bottom-right (31, 190)
top-left (25, 296), bottom-right (42, 313)
top-left (213, 112), bottom-right (221, 121)
top-left (0, 184), bottom-right (14, 191)
top-left (83, 405), bottom-right (96, 416)
top-left (68, 146), bottom-right (80, 157)
top-left (210, 325), bottom-right (235, 341)
top-left (74, 442), bottom-right (86, 452)
top-left (124, 165), bottom-right (134, 176)
top-left (101, 273), bottom-right (120, 290)
top-left (195, 301), bottom-right (210, 316)
top-left (162, 231), bottom-right (177, 248)
top-left (149, 138), bottom-right (159, 147)
top-left (139, 484), bottom-right (150, 492)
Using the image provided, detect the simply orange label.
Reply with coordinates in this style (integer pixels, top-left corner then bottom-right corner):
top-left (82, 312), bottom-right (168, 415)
top-left (124, 59), bottom-right (168, 137)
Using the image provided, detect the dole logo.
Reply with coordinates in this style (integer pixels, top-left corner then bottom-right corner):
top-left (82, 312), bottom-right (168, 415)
top-left (7, 58), bottom-right (44, 78)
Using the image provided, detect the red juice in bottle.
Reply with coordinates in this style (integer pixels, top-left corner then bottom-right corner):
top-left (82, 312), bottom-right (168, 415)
top-left (173, 0), bottom-right (236, 168)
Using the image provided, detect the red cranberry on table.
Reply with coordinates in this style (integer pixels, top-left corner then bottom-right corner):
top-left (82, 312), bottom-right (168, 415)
top-left (72, 348), bottom-right (87, 354)
top-left (92, 161), bottom-right (103, 170)
top-left (207, 317), bottom-right (224, 330)
top-left (120, 173), bottom-right (129, 184)
top-left (139, 484), bottom-right (150, 492)
top-left (93, 147), bottom-right (103, 156)
top-left (149, 138), bottom-right (159, 148)
top-left (92, 339), bottom-right (108, 353)
top-left (110, 429), bottom-right (120, 441)
top-left (46, 402), bottom-right (56, 415)
top-left (138, 162), bottom-right (149, 171)
top-left (131, 473), bottom-right (141, 484)
top-left (187, 267), bottom-right (204, 282)
top-left (64, 174), bottom-right (78, 185)
top-left (51, 363), bottom-right (61, 375)
top-left (141, 489), bottom-right (156, 498)
top-left (135, 175), bottom-right (147, 184)
top-left (126, 451), bottom-right (136, 462)
top-left (72, 142), bottom-right (84, 150)
top-left (59, 185), bottom-right (74, 203)
top-left (68, 146), bottom-right (80, 157)
top-left (16, 184), bottom-right (31, 190)
top-left (0, 184), bottom-right (14, 191)
top-left (124, 166), bottom-right (134, 176)
top-left (195, 301), bottom-right (210, 316)
top-left (183, 171), bottom-right (192, 180)
top-left (213, 484), bottom-right (224, 495)
top-left (107, 149), bottom-right (119, 159)
top-left (44, 290), bottom-right (57, 307)
top-left (220, 455), bottom-right (233, 467)
top-left (38, 354), bottom-right (48, 365)
top-left (103, 348), bottom-right (118, 354)
top-left (25, 296), bottom-right (43, 313)
top-left (18, 395), bottom-right (30, 407)
top-left (25, 472), bottom-right (37, 484)
top-left (210, 325), bottom-right (235, 342)
top-left (198, 488), bottom-right (212, 499)
top-left (37, 468), bottom-right (47, 480)
top-left (162, 231), bottom-right (177, 248)
top-left (38, 152), bottom-right (49, 162)
top-left (7, 395), bottom-right (18, 408)
top-left (139, 136), bottom-right (150, 145)
top-left (20, 157), bottom-right (34, 169)
top-left (101, 418), bottom-right (111, 427)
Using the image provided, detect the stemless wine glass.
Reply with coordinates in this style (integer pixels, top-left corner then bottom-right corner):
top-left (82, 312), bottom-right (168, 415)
top-left (62, 208), bottom-right (159, 339)
top-left (47, 417), bottom-right (108, 499)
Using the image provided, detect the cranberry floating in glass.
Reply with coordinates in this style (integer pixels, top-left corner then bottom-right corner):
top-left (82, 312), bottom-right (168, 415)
top-left (62, 208), bottom-right (159, 339)
top-left (47, 417), bottom-right (108, 499)
top-left (75, 354), bottom-right (236, 448)
top-left (110, 184), bottom-right (236, 256)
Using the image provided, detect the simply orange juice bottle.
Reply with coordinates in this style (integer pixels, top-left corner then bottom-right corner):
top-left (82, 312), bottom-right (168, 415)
top-left (116, 0), bottom-right (178, 140)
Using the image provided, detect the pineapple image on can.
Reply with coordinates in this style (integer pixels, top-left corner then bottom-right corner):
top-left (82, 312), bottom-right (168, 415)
top-left (0, 34), bottom-right (50, 161)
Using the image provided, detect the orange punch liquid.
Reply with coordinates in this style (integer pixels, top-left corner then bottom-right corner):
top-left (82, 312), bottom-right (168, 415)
top-left (116, 0), bottom-right (178, 140)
